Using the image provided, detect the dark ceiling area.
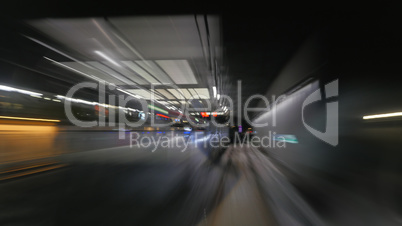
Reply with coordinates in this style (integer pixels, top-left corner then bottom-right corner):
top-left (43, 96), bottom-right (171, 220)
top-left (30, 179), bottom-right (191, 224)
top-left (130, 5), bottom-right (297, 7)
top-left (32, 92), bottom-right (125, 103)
top-left (220, 12), bottom-right (325, 106)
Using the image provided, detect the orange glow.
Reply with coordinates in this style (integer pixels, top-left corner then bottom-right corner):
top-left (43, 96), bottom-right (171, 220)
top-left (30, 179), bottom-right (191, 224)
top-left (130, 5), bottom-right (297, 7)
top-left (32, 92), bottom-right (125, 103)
top-left (0, 124), bottom-right (57, 133)
top-left (0, 124), bottom-right (58, 163)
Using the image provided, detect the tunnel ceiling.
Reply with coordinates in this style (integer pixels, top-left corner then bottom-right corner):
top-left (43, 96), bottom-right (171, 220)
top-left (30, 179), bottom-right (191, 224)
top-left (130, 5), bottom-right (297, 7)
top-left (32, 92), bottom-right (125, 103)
top-left (1, 2), bottom-right (394, 118)
top-left (20, 15), bottom-right (222, 112)
top-left (17, 11), bottom-right (323, 116)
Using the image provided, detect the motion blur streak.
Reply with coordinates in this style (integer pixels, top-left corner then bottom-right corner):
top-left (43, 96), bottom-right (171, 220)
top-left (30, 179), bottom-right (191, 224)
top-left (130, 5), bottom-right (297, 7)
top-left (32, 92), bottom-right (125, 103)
top-left (0, 124), bottom-right (58, 163)
top-left (363, 112), bottom-right (402, 120)
top-left (0, 116), bottom-right (60, 122)
top-left (94, 51), bottom-right (120, 67)
top-left (0, 85), bottom-right (43, 96)
top-left (1, 4), bottom-right (402, 226)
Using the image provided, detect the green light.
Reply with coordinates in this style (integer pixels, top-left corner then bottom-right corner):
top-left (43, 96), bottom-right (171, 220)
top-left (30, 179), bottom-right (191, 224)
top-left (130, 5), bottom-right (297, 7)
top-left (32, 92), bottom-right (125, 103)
top-left (148, 104), bottom-right (168, 114)
top-left (274, 134), bottom-right (299, 144)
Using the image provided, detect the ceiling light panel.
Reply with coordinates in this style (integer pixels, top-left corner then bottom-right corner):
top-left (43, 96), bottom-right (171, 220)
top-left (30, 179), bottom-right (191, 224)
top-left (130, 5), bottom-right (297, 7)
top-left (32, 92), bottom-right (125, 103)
top-left (178, 89), bottom-right (193, 99)
top-left (193, 88), bottom-right (210, 99)
top-left (149, 90), bottom-right (164, 100)
top-left (156, 89), bottom-right (176, 99)
top-left (167, 89), bottom-right (185, 99)
top-left (155, 60), bottom-right (197, 84)
top-left (103, 61), bottom-right (148, 85)
top-left (188, 88), bottom-right (200, 99)
top-left (135, 60), bottom-right (172, 84)
top-left (122, 61), bottom-right (160, 84)
top-left (127, 89), bottom-right (163, 100)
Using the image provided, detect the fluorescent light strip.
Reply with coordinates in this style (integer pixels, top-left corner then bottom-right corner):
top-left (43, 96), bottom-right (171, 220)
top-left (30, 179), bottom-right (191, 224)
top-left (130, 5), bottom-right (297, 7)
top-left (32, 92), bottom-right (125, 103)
top-left (56, 95), bottom-right (96, 105)
top-left (213, 86), bottom-right (217, 97)
top-left (0, 116), bottom-right (60, 122)
top-left (94, 51), bottom-right (120, 67)
top-left (363, 112), bottom-right (402, 120)
top-left (0, 85), bottom-right (43, 96)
